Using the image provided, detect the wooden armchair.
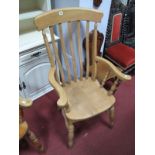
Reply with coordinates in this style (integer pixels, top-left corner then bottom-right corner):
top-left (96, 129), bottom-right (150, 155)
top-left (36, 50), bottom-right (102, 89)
top-left (34, 8), bottom-right (131, 147)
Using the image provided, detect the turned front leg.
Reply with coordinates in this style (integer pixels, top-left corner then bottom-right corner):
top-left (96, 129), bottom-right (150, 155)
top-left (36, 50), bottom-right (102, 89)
top-left (68, 121), bottom-right (74, 148)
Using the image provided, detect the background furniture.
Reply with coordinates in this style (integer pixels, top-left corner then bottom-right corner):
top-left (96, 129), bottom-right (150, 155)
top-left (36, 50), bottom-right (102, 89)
top-left (19, 44), bottom-right (58, 100)
top-left (121, 0), bottom-right (135, 47)
top-left (35, 8), bottom-right (131, 147)
top-left (19, 0), bottom-right (51, 49)
top-left (19, 0), bottom-right (59, 100)
top-left (19, 97), bottom-right (44, 152)
top-left (104, 12), bottom-right (135, 74)
top-left (83, 30), bottom-right (104, 65)
top-left (103, 0), bottom-right (135, 74)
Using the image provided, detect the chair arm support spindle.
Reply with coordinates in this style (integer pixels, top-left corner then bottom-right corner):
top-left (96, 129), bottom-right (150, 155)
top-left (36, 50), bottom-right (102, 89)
top-left (96, 56), bottom-right (132, 81)
top-left (101, 71), bottom-right (110, 87)
top-left (108, 78), bottom-right (121, 95)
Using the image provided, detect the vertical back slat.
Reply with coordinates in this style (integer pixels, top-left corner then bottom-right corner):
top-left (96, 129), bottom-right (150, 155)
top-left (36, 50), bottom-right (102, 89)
top-left (42, 30), bottom-right (60, 83)
top-left (77, 21), bottom-right (83, 80)
top-left (101, 71), bottom-right (110, 87)
top-left (54, 67), bottom-right (60, 84)
top-left (42, 30), bottom-right (55, 67)
top-left (91, 23), bottom-right (98, 80)
top-left (86, 21), bottom-right (90, 78)
top-left (50, 26), bottom-right (65, 85)
top-left (58, 23), bottom-right (71, 83)
top-left (67, 22), bottom-right (77, 81)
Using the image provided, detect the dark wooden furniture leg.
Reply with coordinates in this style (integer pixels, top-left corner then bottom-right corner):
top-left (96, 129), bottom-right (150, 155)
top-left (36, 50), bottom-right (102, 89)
top-left (25, 129), bottom-right (44, 152)
top-left (20, 107), bottom-right (44, 152)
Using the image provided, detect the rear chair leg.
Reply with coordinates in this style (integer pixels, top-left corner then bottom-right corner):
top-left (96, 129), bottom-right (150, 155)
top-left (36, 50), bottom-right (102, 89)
top-left (108, 106), bottom-right (115, 127)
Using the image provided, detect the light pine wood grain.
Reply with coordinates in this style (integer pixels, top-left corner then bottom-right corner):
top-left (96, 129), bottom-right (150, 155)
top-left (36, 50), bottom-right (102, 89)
top-left (42, 30), bottom-right (60, 83)
top-left (64, 78), bottom-right (115, 121)
top-left (108, 106), bottom-right (115, 127)
top-left (42, 30), bottom-right (55, 67)
top-left (86, 21), bottom-right (90, 78)
top-left (67, 22), bottom-right (78, 81)
top-left (68, 121), bottom-right (74, 147)
top-left (101, 71), bottom-right (110, 87)
top-left (35, 8), bottom-right (103, 30)
top-left (77, 21), bottom-right (83, 80)
top-left (96, 56), bottom-right (131, 81)
top-left (91, 23), bottom-right (98, 80)
top-left (48, 67), bottom-right (68, 108)
top-left (108, 78), bottom-right (120, 95)
top-left (50, 26), bottom-right (65, 85)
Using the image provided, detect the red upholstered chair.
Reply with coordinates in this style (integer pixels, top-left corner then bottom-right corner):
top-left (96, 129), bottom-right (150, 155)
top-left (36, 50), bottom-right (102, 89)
top-left (104, 12), bottom-right (135, 74)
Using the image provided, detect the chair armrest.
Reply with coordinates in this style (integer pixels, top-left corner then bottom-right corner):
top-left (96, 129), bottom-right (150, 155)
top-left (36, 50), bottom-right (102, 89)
top-left (96, 56), bottom-right (131, 81)
top-left (19, 97), bottom-right (32, 107)
top-left (48, 67), bottom-right (68, 108)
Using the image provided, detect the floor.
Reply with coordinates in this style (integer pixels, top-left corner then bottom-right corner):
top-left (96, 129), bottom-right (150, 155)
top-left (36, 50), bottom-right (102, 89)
top-left (20, 77), bottom-right (135, 155)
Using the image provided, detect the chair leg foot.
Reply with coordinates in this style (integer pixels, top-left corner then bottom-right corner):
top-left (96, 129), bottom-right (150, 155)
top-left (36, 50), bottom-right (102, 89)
top-left (68, 121), bottom-right (74, 148)
top-left (108, 106), bottom-right (115, 127)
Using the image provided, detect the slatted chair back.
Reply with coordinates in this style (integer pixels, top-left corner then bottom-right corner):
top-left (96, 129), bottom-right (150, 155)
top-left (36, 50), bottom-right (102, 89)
top-left (35, 8), bottom-right (103, 85)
